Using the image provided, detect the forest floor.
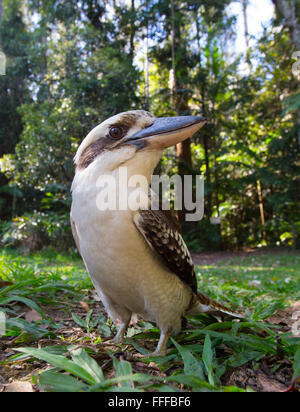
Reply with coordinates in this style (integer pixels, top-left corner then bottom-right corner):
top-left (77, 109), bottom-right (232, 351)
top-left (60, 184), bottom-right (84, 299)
top-left (0, 247), bottom-right (299, 392)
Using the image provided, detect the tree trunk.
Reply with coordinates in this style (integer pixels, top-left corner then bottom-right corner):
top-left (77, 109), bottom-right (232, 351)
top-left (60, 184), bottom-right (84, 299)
top-left (170, 0), bottom-right (177, 108)
top-left (203, 134), bottom-right (212, 218)
top-left (241, 0), bottom-right (252, 72)
top-left (169, 0), bottom-right (193, 224)
top-left (169, 0), bottom-right (191, 165)
top-left (272, 0), bottom-right (300, 50)
top-left (257, 180), bottom-right (266, 242)
top-left (144, 2), bottom-right (150, 110)
top-left (195, 7), bottom-right (202, 67)
top-left (129, 0), bottom-right (136, 61)
top-left (273, 0), bottom-right (300, 247)
top-left (248, 0), bottom-right (266, 236)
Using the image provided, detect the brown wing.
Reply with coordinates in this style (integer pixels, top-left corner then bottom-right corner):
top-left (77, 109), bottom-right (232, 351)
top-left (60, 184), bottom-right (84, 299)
top-left (70, 215), bottom-right (81, 256)
top-left (133, 208), bottom-right (197, 293)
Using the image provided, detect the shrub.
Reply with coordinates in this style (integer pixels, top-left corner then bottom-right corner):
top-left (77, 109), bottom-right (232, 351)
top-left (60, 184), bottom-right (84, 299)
top-left (2, 211), bottom-right (73, 252)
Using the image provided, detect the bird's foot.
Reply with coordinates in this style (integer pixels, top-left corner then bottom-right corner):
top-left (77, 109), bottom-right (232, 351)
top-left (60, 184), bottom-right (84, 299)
top-left (139, 330), bottom-right (171, 358)
top-left (102, 335), bottom-right (124, 346)
top-left (102, 321), bottom-right (129, 346)
top-left (143, 349), bottom-right (168, 358)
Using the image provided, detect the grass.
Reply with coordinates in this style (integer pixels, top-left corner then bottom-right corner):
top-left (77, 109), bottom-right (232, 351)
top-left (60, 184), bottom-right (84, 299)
top-left (196, 254), bottom-right (300, 317)
top-left (0, 247), bottom-right (299, 392)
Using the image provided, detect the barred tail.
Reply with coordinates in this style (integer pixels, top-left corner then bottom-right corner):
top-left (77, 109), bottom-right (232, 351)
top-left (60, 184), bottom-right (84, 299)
top-left (188, 291), bottom-right (244, 319)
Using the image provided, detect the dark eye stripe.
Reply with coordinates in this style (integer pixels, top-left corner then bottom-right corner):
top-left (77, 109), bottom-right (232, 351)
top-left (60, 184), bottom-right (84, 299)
top-left (109, 126), bottom-right (124, 139)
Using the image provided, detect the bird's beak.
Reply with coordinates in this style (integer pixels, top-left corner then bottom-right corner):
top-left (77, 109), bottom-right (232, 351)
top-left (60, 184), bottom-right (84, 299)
top-left (124, 115), bottom-right (206, 150)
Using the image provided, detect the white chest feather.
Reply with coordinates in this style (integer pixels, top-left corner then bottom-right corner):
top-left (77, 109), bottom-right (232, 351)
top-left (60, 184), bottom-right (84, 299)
top-left (71, 148), bottom-right (191, 327)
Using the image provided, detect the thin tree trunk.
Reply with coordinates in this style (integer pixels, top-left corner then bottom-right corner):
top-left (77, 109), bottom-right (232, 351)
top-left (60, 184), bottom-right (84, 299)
top-left (257, 180), bottom-right (266, 242)
top-left (242, 0), bottom-right (249, 50)
top-left (273, 0), bottom-right (300, 146)
top-left (200, 77), bottom-right (212, 218)
top-left (242, 0), bottom-right (266, 232)
top-left (177, 137), bottom-right (192, 168)
top-left (195, 7), bottom-right (202, 67)
top-left (170, 0), bottom-right (191, 167)
top-left (144, 10), bottom-right (150, 110)
top-left (203, 135), bottom-right (212, 218)
top-left (256, 180), bottom-right (266, 232)
top-left (170, 0), bottom-right (176, 108)
top-left (169, 0), bottom-right (193, 224)
top-left (273, 0), bottom-right (300, 248)
top-left (272, 0), bottom-right (300, 50)
top-left (241, 0), bottom-right (252, 73)
top-left (129, 0), bottom-right (136, 62)
top-left (195, 10), bottom-right (213, 221)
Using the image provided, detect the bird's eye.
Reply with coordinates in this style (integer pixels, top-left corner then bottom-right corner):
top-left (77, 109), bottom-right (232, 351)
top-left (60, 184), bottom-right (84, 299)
top-left (109, 126), bottom-right (124, 139)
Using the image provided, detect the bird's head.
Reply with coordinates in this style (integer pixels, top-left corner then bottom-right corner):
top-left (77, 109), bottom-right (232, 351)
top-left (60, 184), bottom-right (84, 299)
top-left (74, 110), bottom-right (206, 172)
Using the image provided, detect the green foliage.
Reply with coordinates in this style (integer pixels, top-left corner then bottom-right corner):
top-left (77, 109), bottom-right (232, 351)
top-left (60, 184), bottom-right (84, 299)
top-left (184, 218), bottom-right (222, 251)
top-left (0, 0), bottom-right (31, 156)
top-left (294, 346), bottom-right (300, 380)
top-left (2, 211), bottom-right (72, 252)
top-left (284, 92), bottom-right (300, 114)
top-left (71, 310), bottom-right (105, 335)
top-left (14, 102), bottom-right (79, 191)
top-left (0, 0), bottom-right (141, 228)
top-left (0, 0), bottom-right (299, 249)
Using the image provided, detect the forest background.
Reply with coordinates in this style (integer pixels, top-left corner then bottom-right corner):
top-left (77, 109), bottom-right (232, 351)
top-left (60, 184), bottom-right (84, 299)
top-left (0, 0), bottom-right (299, 253)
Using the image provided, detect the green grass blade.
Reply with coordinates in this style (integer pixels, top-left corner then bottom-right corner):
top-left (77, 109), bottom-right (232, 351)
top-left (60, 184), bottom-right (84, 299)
top-left (71, 312), bottom-right (87, 329)
top-left (113, 359), bottom-right (134, 389)
top-left (7, 318), bottom-right (49, 339)
top-left (70, 348), bottom-right (104, 383)
top-left (202, 334), bottom-right (215, 386)
top-left (293, 346), bottom-right (300, 379)
top-left (171, 338), bottom-right (205, 379)
top-left (39, 370), bottom-right (89, 392)
top-left (14, 347), bottom-right (100, 385)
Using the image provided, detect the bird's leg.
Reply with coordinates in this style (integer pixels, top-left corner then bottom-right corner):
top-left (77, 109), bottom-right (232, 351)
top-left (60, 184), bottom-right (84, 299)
top-left (104, 310), bottom-right (132, 345)
top-left (149, 329), bottom-right (171, 357)
top-left (111, 318), bottom-right (131, 344)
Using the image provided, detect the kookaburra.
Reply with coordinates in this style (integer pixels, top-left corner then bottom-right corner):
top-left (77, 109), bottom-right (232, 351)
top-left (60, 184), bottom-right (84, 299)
top-left (71, 110), bottom-right (242, 356)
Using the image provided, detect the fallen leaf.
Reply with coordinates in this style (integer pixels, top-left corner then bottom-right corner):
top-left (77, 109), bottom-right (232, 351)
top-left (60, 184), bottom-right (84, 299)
top-left (25, 309), bottom-right (43, 322)
top-left (256, 371), bottom-right (287, 392)
top-left (80, 301), bottom-right (90, 312)
top-left (4, 381), bottom-right (34, 392)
